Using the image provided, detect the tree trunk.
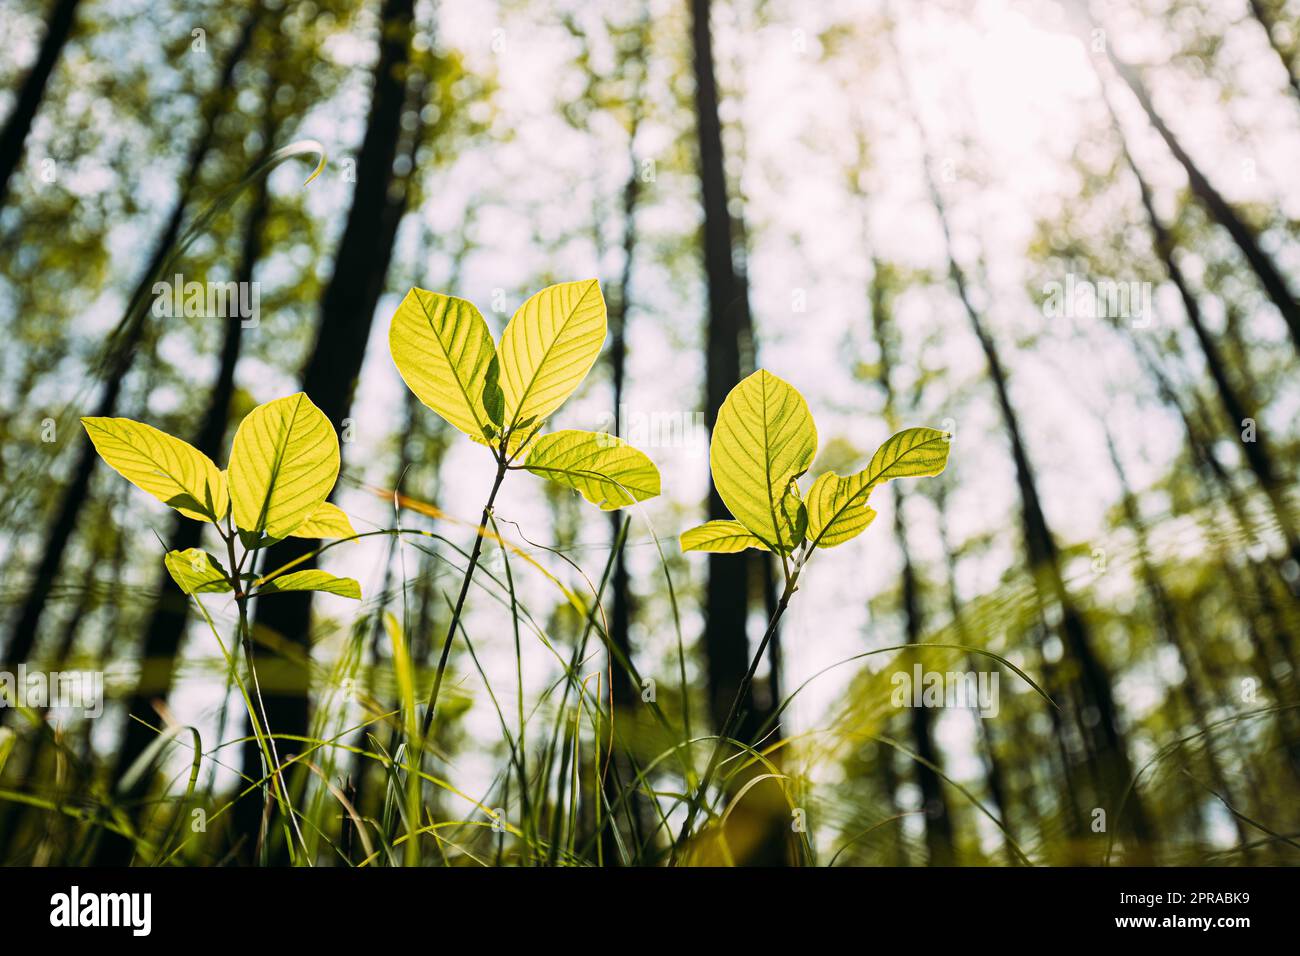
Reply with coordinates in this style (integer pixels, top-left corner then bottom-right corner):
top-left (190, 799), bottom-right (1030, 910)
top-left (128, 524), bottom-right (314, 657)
top-left (690, 0), bottom-right (762, 745)
top-left (602, 117), bottom-right (649, 862)
top-left (895, 501), bottom-right (955, 865)
top-left (933, 482), bottom-right (1020, 864)
top-left (1136, 336), bottom-right (1300, 718)
top-left (1246, 0), bottom-right (1300, 106)
top-left (91, 73), bottom-right (278, 865)
top-left (1079, 1), bottom-right (1300, 353)
top-left (1102, 428), bottom-right (1251, 852)
top-left (866, 258), bottom-right (954, 865)
top-left (688, 0), bottom-right (792, 866)
top-left (1100, 86), bottom-right (1300, 583)
top-left (894, 43), bottom-right (1152, 850)
top-left (233, 0), bottom-right (420, 860)
top-left (0, 0), bottom-right (81, 210)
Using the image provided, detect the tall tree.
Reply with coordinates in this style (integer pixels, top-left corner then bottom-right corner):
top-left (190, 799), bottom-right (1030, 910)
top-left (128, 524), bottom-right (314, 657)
top-left (601, 13), bottom-right (652, 860)
top-left (689, 0), bottom-right (763, 743)
top-left (1245, 0), bottom-right (1300, 106)
top-left (866, 260), bottom-right (955, 865)
top-left (1096, 82), bottom-right (1300, 583)
top-left (1099, 425), bottom-right (1252, 851)
top-left (0, 0), bottom-right (81, 211)
top-left (94, 54), bottom-right (285, 865)
top-left (233, 0), bottom-right (422, 857)
top-left (1073, 1), bottom-right (1300, 354)
top-left (891, 25), bottom-right (1152, 852)
top-left (932, 480), bottom-right (1019, 864)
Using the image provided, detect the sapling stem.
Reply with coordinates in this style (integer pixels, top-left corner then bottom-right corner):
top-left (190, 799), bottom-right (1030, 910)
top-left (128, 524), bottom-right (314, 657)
top-left (419, 453), bottom-right (509, 741)
top-left (222, 516), bottom-right (304, 861)
top-left (672, 546), bottom-right (807, 862)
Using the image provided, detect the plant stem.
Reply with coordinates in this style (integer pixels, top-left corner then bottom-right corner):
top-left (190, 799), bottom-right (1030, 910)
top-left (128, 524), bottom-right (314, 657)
top-left (224, 523), bottom-right (302, 861)
top-left (672, 566), bottom-right (800, 862)
top-left (419, 456), bottom-right (508, 741)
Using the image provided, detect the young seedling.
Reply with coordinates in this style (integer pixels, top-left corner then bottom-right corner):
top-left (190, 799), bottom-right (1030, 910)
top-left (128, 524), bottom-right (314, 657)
top-left (83, 392), bottom-right (360, 852)
top-left (675, 368), bottom-right (951, 854)
top-left (388, 278), bottom-right (661, 739)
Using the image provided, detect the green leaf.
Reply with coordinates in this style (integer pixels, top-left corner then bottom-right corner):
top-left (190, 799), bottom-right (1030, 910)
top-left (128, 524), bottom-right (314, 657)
top-left (228, 392), bottom-right (340, 538)
top-left (807, 426), bottom-right (950, 548)
top-left (389, 288), bottom-right (499, 442)
top-left (0, 727), bottom-right (14, 777)
top-left (483, 355), bottom-right (505, 428)
top-left (523, 429), bottom-right (660, 510)
top-left (498, 279), bottom-right (606, 430)
top-left (680, 520), bottom-right (772, 553)
top-left (384, 612), bottom-right (418, 739)
top-left (258, 569), bottom-right (361, 599)
top-left (164, 549), bottom-right (233, 594)
top-left (238, 529), bottom-right (283, 551)
top-left (288, 501), bottom-right (356, 539)
top-left (709, 369), bottom-right (817, 552)
top-left (863, 426), bottom-right (952, 483)
top-left (81, 417), bottom-right (227, 523)
top-left (804, 473), bottom-right (880, 548)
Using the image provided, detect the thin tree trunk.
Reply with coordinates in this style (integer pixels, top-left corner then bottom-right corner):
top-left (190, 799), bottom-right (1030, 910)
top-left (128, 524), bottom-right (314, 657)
top-left (602, 102), bottom-right (648, 862)
top-left (688, 0), bottom-right (792, 866)
top-left (1100, 85), bottom-right (1300, 583)
top-left (933, 482), bottom-right (1020, 864)
top-left (1246, 0), bottom-right (1300, 106)
top-left (895, 502), bottom-right (955, 865)
top-left (91, 70), bottom-right (279, 865)
top-left (1144, 340), bottom-right (1300, 722)
top-left (0, 0), bottom-right (81, 211)
top-left (893, 40), bottom-right (1152, 851)
top-left (234, 0), bottom-right (420, 860)
top-left (690, 0), bottom-right (761, 744)
top-left (1078, 1), bottom-right (1300, 353)
top-left (1102, 428), bottom-right (1251, 853)
top-left (866, 257), bottom-right (954, 864)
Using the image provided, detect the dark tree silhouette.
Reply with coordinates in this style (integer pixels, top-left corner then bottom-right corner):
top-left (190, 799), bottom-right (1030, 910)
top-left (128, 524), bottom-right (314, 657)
top-left (233, 0), bottom-right (423, 859)
top-left (690, 0), bottom-right (762, 743)
top-left (867, 260), bottom-right (955, 865)
top-left (1245, 0), bottom-right (1300, 106)
top-left (0, 0), bottom-right (81, 211)
top-left (893, 34), bottom-right (1153, 852)
top-left (94, 57), bottom-right (283, 866)
top-left (1075, 1), bottom-right (1300, 354)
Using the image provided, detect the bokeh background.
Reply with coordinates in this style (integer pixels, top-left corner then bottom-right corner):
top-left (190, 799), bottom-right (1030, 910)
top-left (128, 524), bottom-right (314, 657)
top-left (1, 0), bottom-right (1298, 865)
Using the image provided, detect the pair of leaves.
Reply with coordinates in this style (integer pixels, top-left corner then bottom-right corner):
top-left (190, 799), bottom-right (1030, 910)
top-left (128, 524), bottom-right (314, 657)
top-left (163, 549), bottom-right (360, 600)
top-left (84, 392), bottom-right (361, 600)
top-left (389, 280), bottom-right (660, 511)
top-left (680, 369), bottom-right (950, 554)
top-left (390, 279), bottom-right (606, 446)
